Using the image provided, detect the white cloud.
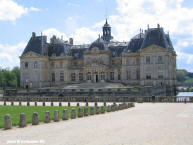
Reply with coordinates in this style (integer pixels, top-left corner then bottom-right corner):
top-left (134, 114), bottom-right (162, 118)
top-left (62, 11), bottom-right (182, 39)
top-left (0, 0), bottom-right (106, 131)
top-left (176, 51), bottom-right (193, 64)
top-left (111, 0), bottom-right (193, 42)
top-left (29, 7), bottom-right (41, 12)
top-left (73, 27), bottom-right (99, 44)
top-left (0, 42), bottom-right (26, 69)
top-left (67, 2), bottom-right (80, 7)
top-left (43, 27), bottom-right (99, 45)
top-left (0, 0), bottom-right (40, 21)
top-left (43, 28), bottom-right (68, 42)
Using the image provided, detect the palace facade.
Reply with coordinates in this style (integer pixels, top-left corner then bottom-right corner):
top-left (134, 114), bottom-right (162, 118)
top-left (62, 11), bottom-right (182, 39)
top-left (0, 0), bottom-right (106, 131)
top-left (20, 20), bottom-right (177, 92)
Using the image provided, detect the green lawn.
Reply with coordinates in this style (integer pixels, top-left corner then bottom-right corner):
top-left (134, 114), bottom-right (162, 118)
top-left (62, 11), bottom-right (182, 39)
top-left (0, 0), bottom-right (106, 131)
top-left (0, 105), bottom-right (106, 128)
top-left (184, 78), bottom-right (193, 83)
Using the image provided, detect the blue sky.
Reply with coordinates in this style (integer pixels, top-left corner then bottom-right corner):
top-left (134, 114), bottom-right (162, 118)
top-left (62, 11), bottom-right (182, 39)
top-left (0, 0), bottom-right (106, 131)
top-left (0, 0), bottom-right (193, 72)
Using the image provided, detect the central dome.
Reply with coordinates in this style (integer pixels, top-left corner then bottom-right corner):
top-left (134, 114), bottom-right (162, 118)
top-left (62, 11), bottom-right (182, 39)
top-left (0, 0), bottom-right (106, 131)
top-left (89, 38), bottom-right (106, 50)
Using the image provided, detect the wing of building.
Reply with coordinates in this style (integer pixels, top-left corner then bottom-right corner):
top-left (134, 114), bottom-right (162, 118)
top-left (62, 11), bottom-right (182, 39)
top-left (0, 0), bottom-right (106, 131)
top-left (20, 20), bottom-right (177, 95)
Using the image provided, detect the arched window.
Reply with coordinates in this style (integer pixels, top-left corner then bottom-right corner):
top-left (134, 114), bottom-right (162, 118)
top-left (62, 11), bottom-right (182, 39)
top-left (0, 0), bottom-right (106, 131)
top-left (87, 72), bottom-right (91, 80)
top-left (34, 61), bottom-right (38, 68)
top-left (100, 72), bottom-right (105, 80)
top-left (25, 62), bottom-right (28, 69)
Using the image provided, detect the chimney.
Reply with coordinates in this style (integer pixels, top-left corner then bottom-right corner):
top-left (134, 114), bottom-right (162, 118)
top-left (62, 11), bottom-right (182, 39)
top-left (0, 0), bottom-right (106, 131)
top-left (157, 24), bottom-right (160, 29)
top-left (69, 38), bottom-right (73, 45)
top-left (32, 32), bottom-right (36, 38)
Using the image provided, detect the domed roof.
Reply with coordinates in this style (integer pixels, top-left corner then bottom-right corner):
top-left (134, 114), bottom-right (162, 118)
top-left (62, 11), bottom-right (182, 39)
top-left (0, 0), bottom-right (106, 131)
top-left (127, 33), bottom-right (144, 52)
top-left (131, 33), bottom-right (145, 39)
top-left (89, 37), bottom-right (106, 50)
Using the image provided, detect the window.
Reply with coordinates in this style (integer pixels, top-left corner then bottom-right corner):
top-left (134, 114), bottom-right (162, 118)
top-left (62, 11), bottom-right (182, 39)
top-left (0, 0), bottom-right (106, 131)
top-left (60, 72), bottom-right (64, 81)
top-left (87, 72), bottom-right (91, 80)
top-left (79, 73), bottom-right (83, 81)
top-left (100, 72), bottom-right (105, 80)
top-left (71, 73), bottom-right (76, 81)
top-left (146, 75), bottom-right (151, 80)
top-left (158, 56), bottom-right (163, 64)
top-left (34, 61), bottom-right (38, 68)
top-left (25, 62), bottom-right (28, 69)
top-left (137, 70), bottom-right (140, 80)
top-left (127, 59), bottom-right (130, 65)
top-left (51, 73), bottom-right (55, 82)
top-left (118, 71), bottom-right (121, 80)
top-left (127, 71), bottom-right (130, 80)
top-left (60, 62), bottom-right (63, 68)
top-left (112, 60), bottom-right (115, 65)
top-left (158, 75), bottom-right (163, 79)
top-left (146, 56), bottom-right (150, 64)
top-left (110, 72), bottom-right (114, 80)
top-left (136, 58), bottom-right (140, 65)
top-left (51, 62), bottom-right (55, 68)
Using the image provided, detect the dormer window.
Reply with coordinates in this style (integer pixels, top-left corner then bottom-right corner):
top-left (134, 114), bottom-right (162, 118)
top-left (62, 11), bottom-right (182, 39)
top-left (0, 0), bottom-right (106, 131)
top-left (52, 53), bottom-right (56, 57)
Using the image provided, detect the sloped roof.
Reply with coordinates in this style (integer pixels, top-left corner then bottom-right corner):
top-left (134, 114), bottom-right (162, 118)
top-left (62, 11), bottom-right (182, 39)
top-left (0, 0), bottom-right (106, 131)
top-left (89, 37), bottom-right (106, 50)
top-left (22, 36), bottom-right (43, 55)
top-left (140, 28), bottom-right (174, 50)
top-left (108, 46), bottom-right (126, 57)
top-left (127, 34), bottom-right (144, 52)
top-left (48, 44), bottom-right (69, 57)
top-left (70, 48), bottom-right (87, 60)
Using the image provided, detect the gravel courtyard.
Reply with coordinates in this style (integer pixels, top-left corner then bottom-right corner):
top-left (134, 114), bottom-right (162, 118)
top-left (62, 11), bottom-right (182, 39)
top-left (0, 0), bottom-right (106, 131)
top-left (0, 103), bottom-right (193, 145)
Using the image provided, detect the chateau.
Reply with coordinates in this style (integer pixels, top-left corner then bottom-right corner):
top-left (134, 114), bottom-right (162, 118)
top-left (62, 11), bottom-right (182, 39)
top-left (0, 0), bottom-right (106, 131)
top-left (20, 20), bottom-right (177, 96)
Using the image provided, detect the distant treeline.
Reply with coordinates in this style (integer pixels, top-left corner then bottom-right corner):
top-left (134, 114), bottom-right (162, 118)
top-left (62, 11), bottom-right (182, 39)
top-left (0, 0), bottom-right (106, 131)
top-left (0, 67), bottom-right (20, 88)
top-left (177, 69), bottom-right (193, 86)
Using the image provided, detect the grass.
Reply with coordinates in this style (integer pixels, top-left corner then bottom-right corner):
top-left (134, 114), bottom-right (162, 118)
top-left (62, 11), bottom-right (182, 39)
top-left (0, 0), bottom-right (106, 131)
top-left (0, 105), bottom-right (107, 128)
top-left (184, 78), bottom-right (193, 84)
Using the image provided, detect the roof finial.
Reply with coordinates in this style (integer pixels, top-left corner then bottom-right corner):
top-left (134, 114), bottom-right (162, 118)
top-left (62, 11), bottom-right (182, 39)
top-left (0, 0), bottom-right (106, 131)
top-left (105, 19), bottom-right (108, 24)
top-left (98, 34), bottom-right (100, 38)
top-left (41, 32), bottom-right (42, 36)
top-left (147, 24), bottom-right (149, 30)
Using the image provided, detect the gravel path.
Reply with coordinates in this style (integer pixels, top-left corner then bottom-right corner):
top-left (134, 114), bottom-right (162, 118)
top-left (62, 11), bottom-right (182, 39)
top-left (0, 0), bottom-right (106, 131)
top-left (0, 103), bottom-right (193, 145)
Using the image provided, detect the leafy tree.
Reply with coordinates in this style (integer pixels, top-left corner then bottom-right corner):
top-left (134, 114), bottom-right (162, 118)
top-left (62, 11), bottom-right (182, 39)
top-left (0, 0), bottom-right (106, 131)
top-left (0, 68), bottom-right (20, 88)
top-left (12, 67), bottom-right (20, 87)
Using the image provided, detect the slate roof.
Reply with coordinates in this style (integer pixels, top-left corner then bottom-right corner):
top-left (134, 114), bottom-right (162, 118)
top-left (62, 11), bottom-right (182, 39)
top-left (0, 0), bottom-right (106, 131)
top-left (89, 37), bottom-right (106, 50)
top-left (22, 36), bottom-right (43, 55)
top-left (48, 44), bottom-right (69, 57)
top-left (22, 24), bottom-right (174, 59)
top-left (108, 46), bottom-right (126, 57)
top-left (127, 33), bottom-right (144, 52)
top-left (70, 48), bottom-right (87, 60)
top-left (140, 27), bottom-right (174, 50)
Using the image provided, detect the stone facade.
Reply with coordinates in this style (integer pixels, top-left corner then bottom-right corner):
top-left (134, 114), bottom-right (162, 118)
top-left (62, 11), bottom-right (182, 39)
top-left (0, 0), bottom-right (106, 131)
top-left (20, 20), bottom-right (176, 94)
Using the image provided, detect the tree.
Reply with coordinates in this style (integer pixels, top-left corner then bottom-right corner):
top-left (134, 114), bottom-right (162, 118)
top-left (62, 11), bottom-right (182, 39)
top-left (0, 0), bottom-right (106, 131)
top-left (12, 67), bottom-right (20, 87)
